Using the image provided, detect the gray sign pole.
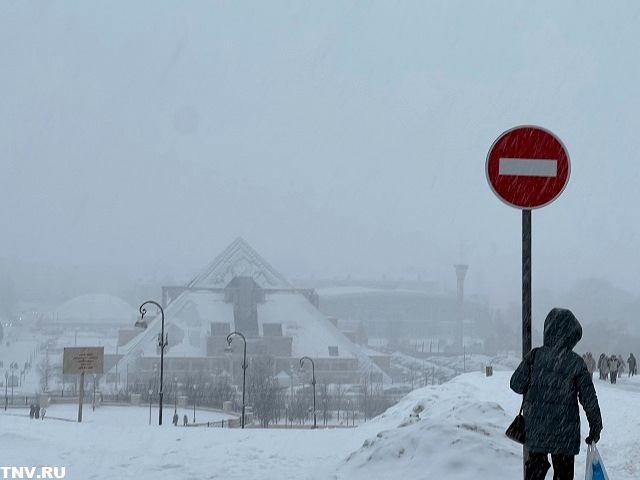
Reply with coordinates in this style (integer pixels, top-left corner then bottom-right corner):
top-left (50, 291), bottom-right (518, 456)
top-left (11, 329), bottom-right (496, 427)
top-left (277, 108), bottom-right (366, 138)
top-left (522, 209), bottom-right (532, 478)
top-left (78, 371), bottom-right (84, 423)
top-left (522, 209), bottom-right (532, 357)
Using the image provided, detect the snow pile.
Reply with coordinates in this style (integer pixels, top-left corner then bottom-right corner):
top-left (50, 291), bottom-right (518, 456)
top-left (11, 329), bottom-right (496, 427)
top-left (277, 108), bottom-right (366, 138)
top-left (337, 372), bottom-right (527, 480)
top-left (3, 370), bottom-right (640, 479)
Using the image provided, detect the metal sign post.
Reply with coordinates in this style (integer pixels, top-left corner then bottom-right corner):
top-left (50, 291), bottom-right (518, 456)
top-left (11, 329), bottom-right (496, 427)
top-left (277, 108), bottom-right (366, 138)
top-left (78, 371), bottom-right (84, 422)
top-left (486, 125), bottom-right (570, 479)
top-left (523, 210), bottom-right (532, 358)
top-left (63, 347), bottom-right (104, 423)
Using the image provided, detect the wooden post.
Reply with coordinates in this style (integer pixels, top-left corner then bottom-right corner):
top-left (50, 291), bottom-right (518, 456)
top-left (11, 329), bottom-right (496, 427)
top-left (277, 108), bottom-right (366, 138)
top-left (78, 371), bottom-right (84, 423)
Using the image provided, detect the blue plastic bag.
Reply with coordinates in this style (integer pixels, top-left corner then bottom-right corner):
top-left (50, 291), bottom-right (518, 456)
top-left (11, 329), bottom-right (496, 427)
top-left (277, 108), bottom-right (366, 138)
top-left (585, 444), bottom-right (609, 480)
top-left (592, 462), bottom-right (605, 480)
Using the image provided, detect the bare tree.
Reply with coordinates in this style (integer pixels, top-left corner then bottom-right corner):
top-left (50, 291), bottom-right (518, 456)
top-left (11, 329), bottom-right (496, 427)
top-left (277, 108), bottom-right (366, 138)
top-left (333, 382), bottom-right (344, 422)
top-left (37, 353), bottom-right (54, 393)
top-left (247, 356), bottom-right (282, 427)
top-left (318, 383), bottom-right (332, 425)
top-left (210, 372), bottom-right (235, 409)
top-left (290, 386), bottom-right (312, 425)
top-left (360, 374), bottom-right (391, 421)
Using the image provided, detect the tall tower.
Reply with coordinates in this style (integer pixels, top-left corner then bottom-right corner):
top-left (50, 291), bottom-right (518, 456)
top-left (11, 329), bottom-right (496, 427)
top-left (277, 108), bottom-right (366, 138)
top-left (454, 264), bottom-right (468, 352)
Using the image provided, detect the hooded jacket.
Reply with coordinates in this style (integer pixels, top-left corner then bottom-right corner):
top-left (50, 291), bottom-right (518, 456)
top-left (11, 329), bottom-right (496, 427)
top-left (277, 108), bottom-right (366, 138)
top-left (510, 308), bottom-right (602, 455)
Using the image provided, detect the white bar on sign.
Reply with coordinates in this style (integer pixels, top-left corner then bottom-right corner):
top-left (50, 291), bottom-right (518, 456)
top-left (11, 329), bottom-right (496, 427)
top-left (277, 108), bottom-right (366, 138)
top-left (499, 158), bottom-right (557, 177)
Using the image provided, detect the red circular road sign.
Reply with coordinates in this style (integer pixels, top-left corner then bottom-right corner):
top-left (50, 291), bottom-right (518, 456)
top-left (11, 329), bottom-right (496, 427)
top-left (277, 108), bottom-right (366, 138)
top-left (486, 126), bottom-right (570, 209)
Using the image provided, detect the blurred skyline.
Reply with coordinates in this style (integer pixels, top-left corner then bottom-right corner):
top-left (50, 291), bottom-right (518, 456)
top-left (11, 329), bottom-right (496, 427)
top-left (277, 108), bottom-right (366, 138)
top-left (2, 2), bottom-right (640, 312)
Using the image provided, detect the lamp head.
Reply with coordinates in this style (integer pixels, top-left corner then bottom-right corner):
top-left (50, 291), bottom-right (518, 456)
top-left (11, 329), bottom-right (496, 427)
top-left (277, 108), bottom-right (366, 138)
top-left (224, 344), bottom-right (233, 355)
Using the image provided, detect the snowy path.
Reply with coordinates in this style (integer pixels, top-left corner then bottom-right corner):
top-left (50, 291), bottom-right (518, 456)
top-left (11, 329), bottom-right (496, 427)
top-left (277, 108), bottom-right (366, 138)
top-left (2, 371), bottom-right (638, 480)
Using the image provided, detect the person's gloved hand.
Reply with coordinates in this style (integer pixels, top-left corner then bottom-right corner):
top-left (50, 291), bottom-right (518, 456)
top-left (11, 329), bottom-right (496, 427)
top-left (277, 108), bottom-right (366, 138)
top-left (586, 430), bottom-right (600, 444)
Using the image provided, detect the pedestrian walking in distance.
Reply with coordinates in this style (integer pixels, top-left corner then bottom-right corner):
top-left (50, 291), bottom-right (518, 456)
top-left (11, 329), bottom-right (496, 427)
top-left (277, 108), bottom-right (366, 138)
top-left (628, 353), bottom-right (637, 376)
top-left (608, 355), bottom-right (620, 384)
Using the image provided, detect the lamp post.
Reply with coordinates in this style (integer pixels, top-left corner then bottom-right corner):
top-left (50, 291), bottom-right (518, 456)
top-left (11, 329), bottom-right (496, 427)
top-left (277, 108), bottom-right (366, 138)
top-left (138, 301), bottom-right (168, 426)
top-left (174, 376), bottom-right (178, 410)
top-left (192, 384), bottom-right (197, 424)
top-left (92, 374), bottom-right (97, 412)
top-left (299, 356), bottom-right (316, 429)
top-left (225, 331), bottom-right (247, 429)
top-left (115, 344), bottom-right (119, 391)
top-left (4, 372), bottom-right (7, 411)
top-left (148, 388), bottom-right (153, 425)
top-left (289, 365), bottom-right (294, 427)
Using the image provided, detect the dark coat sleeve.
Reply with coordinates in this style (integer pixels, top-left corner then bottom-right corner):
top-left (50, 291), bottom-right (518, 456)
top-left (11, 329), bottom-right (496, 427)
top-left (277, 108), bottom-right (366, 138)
top-left (510, 349), bottom-right (536, 395)
top-left (575, 361), bottom-right (603, 435)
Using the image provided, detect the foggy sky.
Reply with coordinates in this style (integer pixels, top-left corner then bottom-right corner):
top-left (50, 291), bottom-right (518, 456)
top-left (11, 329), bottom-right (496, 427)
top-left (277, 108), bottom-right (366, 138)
top-left (2, 1), bottom-right (640, 307)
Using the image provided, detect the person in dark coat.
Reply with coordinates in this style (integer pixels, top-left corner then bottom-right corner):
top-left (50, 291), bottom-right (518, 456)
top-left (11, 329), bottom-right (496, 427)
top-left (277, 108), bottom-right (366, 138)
top-left (608, 355), bottom-right (620, 384)
top-left (29, 404), bottom-right (35, 419)
top-left (183, 414), bottom-right (188, 426)
top-left (34, 404), bottom-right (40, 419)
top-left (510, 308), bottom-right (602, 480)
top-left (628, 353), bottom-right (637, 376)
top-left (173, 410), bottom-right (179, 426)
top-left (597, 353), bottom-right (608, 380)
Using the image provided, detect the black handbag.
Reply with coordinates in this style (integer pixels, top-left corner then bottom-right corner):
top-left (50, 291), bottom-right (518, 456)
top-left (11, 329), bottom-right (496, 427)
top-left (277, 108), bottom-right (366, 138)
top-left (505, 410), bottom-right (526, 444)
top-left (506, 348), bottom-right (538, 444)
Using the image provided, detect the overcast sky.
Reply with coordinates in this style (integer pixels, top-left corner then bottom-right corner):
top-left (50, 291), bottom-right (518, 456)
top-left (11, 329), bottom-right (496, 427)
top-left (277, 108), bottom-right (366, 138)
top-left (2, 2), bottom-right (640, 306)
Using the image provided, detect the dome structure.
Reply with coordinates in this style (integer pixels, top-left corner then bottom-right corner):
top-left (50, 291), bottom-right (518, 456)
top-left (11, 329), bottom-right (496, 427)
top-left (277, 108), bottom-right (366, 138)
top-left (46, 294), bottom-right (136, 328)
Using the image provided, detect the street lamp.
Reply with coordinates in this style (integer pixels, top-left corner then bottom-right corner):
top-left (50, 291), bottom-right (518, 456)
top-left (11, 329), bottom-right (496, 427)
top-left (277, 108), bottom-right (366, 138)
top-left (138, 301), bottom-right (168, 426)
top-left (224, 331), bottom-right (247, 429)
top-left (92, 374), bottom-right (97, 411)
top-left (4, 372), bottom-right (7, 411)
top-left (192, 384), bottom-right (197, 424)
top-left (148, 388), bottom-right (153, 425)
top-left (174, 376), bottom-right (178, 410)
top-left (299, 356), bottom-right (317, 429)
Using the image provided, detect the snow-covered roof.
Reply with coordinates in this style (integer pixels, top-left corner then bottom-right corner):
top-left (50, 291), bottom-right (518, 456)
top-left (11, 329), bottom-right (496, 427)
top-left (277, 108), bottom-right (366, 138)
top-left (53, 332), bottom-right (117, 352)
top-left (45, 294), bottom-right (136, 327)
top-left (120, 291), bottom-right (368, 361)
top-left (317, 286), bottom-right (445, 298)
top-left (316, 286), bottom-right (385, 297)
top-left (188, 237), bottom-right (293, 289)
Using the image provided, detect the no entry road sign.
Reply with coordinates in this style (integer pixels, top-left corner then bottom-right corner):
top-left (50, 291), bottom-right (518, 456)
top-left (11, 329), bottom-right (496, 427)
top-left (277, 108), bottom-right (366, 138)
top-left (486, 126), bottom-right (570, 209)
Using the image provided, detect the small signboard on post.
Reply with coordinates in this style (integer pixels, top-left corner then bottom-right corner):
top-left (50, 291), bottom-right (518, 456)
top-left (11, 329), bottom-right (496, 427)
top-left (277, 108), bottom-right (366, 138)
top-left (63, 347), bottom-right (104, 375)
top-left (63, 347), bottom-right (104, 422)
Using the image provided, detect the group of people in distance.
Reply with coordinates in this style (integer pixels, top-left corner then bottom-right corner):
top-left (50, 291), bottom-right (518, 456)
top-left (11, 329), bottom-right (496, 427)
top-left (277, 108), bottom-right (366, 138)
top-left (582, 352), bottom-right (637, 384)
top-left (28, 403), bottom-right (45, 420)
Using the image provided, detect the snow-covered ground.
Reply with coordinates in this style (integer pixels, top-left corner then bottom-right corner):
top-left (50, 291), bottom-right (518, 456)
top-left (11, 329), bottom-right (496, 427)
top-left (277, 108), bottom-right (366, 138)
top-left (25, 403), bottom-right (237, 426)
top-left (2, 370), bottom-right (637, 480)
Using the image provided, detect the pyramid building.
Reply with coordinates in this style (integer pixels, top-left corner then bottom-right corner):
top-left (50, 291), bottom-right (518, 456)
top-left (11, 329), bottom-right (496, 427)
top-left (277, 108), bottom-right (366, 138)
top-left (111, 238), bottom-right (385, 388)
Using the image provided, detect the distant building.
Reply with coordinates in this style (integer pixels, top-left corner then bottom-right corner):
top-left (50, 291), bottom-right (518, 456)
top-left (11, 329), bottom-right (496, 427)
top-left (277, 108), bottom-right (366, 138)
top-left (109, 238), bottom-right (387, 390)
top-left (39, 294), bottom-right (137, 334)
top-left (315, 283), bottom-right (489, 353)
